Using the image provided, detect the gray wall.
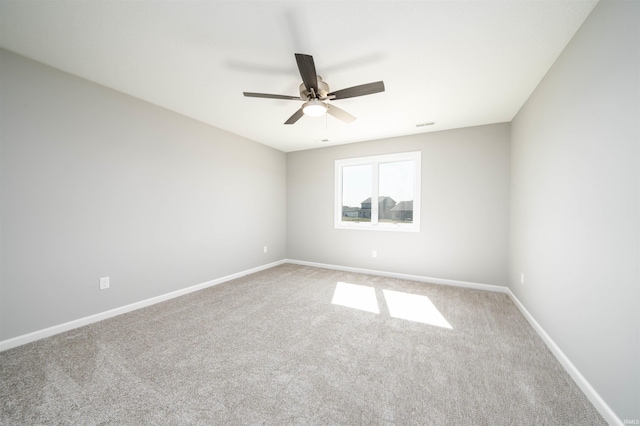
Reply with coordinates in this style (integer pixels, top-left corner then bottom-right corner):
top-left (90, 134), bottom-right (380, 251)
top-left (287, 123), bottom-right (511, 287)
top-left (0, 49), bottom-right (287, 341)
top-left (509, 0), bottom-right (639, 421)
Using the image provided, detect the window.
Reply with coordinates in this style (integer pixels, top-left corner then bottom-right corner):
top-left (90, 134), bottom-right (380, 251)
top-left (335, 151), bottom-right (421, 231)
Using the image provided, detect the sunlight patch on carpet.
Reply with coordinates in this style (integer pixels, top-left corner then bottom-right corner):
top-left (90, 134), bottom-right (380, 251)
top-left (331, 282), bottom-right (452, 329)
top-left (383, 289), bottom-right (452, 329)
top-left (331, 282), bottom-right (380, 314)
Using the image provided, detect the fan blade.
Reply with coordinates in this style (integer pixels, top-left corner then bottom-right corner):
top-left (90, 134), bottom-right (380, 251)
top-left (244, 92), bottom-right (302, 100)
top-left (295, 53), bottom-right (319, 95)
top-left (327, 104), bottom-right (356, 123)
top-left (328, 81), bottom-right (385, 100)
top-left (284, 108), bottom-right (304, 125)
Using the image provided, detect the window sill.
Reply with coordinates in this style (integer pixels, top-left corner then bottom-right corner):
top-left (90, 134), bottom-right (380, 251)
top-left (335, 222), bottom-right (420, 232)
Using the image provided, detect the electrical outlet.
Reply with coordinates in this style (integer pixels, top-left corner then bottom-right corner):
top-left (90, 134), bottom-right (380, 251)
top-left (520, 273), bottom-right (525, 285)
top-left (263, 246), bottom-right (268, 253)
top-left (372, 250), bottom-right (377, 258)
top-left (100, 277), bottom-right (110, 290)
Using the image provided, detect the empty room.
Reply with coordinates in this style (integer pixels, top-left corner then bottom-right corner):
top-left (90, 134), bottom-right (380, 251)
top-left (1, 0), bottom-right (638, 424)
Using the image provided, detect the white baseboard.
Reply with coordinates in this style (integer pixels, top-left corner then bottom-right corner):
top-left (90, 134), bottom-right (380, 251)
top-left (507, 289), bottom-right (622, 426)
top-left (2, 259), bottom-right (500, 352)
top-left (0, 259), bottom-right (287, 352)
top-left (288, 259), bottom-right (621, 425)
top-left (0, 258), bottom-right (621, 425)
top-left (285, 258), bottom-right (509, 293)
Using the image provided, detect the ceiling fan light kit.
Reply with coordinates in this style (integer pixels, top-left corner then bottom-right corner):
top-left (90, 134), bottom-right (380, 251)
top-left (302, 99), bottom-right (327, 117)
top-left (243, 53), bottom-right (385, 125)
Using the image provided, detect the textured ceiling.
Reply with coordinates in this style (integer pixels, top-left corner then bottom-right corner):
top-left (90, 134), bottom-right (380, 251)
top-left (0, 1), bottom-right (598, 152)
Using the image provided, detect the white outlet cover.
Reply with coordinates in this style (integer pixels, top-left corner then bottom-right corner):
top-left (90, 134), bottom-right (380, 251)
top-left (100, 277), bottom-right (110, 290)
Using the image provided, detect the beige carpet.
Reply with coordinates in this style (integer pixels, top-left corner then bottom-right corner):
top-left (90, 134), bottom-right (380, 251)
top-left (1, 264), bottom-right (605, 425)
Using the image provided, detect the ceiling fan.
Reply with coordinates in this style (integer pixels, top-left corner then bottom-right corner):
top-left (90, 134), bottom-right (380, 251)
top-left (243, 53), bottom-right (385, 125)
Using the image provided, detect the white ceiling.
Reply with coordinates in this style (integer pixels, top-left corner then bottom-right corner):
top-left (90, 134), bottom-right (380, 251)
top-left (0, 1), bottom-right (598, 152)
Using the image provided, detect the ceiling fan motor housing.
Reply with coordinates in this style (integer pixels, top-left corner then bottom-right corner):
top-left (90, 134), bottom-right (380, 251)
top-left (300, 76), bottom-right (329, 99)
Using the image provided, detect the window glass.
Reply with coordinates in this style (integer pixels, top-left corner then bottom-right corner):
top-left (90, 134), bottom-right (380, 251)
top-left (342, 164), bottom-right (372, 223)
top-left (379, 160), bottom-right (414, 224)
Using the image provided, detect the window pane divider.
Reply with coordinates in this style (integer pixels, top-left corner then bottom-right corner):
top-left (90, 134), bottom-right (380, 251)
top-left (371, 161), bottom-right (380, 225)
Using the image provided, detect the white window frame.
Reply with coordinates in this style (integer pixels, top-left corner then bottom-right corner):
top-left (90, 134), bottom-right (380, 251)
top-left (334, 151), bottom-right (421, 232)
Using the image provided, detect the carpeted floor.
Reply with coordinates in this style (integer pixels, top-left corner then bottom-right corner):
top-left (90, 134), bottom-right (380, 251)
top-left (1, 264), bottom-right (605, 425)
